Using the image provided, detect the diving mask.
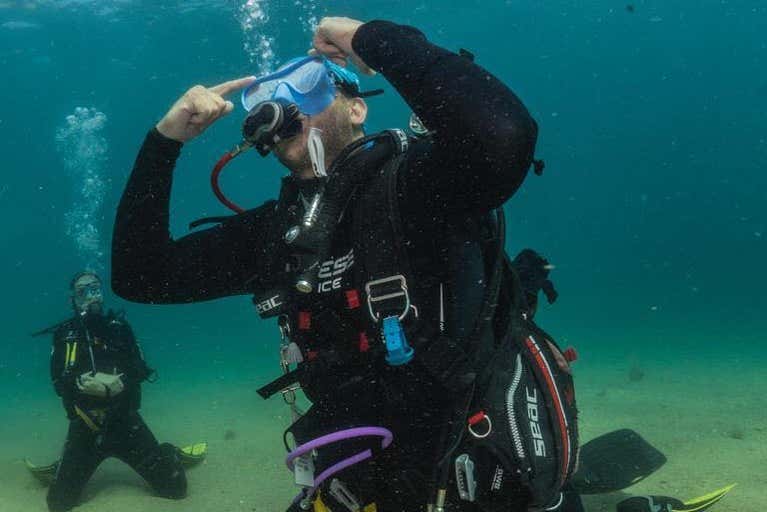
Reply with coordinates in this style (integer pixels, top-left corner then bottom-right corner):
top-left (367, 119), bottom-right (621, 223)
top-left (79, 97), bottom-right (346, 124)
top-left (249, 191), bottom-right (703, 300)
top-left (209, 57), bottom-right (382, 215)
top-left (73, 282), bottom-right (103, 313)
top-left (241, 56), bottom-right (383, 116)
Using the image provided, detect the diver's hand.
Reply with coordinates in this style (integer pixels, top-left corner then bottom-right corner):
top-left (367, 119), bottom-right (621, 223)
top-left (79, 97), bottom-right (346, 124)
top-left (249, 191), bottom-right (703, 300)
top-left (310, 17), bottom-right (375, 76)
top-left (156, 77), bottom-right (255, 143)
top-left (76, 372), bottom-right (126, 398)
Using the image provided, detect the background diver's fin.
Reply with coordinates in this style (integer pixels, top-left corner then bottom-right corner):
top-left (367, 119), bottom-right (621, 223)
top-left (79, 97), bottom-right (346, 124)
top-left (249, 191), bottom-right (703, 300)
top-left (178, 442), bottom-right (207, 467)
top-left (616, 484), bottom-right (736, 512)
top-left (25, 459), bottom-right (58, 486)
top-left (571, 429), bottom-right (667, 494)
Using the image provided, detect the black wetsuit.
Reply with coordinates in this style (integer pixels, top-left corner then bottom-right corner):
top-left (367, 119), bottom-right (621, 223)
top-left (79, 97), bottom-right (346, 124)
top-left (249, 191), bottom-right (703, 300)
top-left (113, 20), bottom-right (538, 510)
top-left (47, 311), bottom-right (186, 512)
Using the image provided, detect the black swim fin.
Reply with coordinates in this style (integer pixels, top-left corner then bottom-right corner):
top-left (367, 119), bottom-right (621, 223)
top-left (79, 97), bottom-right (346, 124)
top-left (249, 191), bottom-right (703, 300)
top-left (617, 484), bottom-right (736, 512)
top-left (571, 429), bottom-right (666, 494)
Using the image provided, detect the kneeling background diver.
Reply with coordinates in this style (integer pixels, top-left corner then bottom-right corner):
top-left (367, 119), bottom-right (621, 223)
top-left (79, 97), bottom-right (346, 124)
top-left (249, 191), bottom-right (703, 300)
top-left (38, 272), bottom-right (189, 512)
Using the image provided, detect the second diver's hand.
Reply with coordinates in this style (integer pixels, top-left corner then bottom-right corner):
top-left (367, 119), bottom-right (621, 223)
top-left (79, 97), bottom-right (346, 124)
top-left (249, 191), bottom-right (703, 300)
top-left (155, 76), bottom-right (255, 143)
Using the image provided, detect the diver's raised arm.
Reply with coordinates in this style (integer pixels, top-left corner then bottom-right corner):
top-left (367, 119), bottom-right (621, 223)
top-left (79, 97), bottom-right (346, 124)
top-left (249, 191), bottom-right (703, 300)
top-left (318, 18), bottom-right (538, 214)
top-left (111, 77), bottom-right (273, 305)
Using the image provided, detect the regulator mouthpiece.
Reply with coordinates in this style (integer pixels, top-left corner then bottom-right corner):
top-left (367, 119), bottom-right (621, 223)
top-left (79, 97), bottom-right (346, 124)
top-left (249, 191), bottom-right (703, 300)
top-left (242, 100), bottom-right (302, 156)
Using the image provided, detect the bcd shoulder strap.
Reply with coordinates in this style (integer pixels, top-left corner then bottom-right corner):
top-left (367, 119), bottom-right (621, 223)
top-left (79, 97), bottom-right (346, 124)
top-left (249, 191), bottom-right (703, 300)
top-left (353, 141), bottom-right (527, 390)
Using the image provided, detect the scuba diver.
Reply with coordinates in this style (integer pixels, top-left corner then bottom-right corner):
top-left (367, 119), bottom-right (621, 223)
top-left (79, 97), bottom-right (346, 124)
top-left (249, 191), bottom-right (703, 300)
top-left (112, 16), bottom-right (577, 512)
top-left (110, 16), bottom-right (738, 512)
top-left (110, 16), bottom-right (734, 512)
top-left (36, 271), bottom-right (195, 512)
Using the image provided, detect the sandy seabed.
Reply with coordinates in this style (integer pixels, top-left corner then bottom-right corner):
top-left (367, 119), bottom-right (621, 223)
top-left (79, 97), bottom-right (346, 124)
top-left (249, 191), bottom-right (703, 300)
top-left (1, 354), bottom-right (764, 512)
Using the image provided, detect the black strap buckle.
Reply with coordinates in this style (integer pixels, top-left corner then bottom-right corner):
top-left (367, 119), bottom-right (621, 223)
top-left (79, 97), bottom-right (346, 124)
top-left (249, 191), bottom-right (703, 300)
top-left (257, 367), bottom-right (305, 400)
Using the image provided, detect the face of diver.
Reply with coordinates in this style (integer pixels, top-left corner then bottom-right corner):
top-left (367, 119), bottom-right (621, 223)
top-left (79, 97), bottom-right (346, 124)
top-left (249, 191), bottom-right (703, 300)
top-left (72, 274), bottom-right (103, 315)
top-left (273, 95), bottom-right (367, 176)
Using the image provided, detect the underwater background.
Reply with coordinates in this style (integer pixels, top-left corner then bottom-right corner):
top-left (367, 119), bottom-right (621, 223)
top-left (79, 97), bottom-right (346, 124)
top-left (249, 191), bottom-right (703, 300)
top-left (0, 1), bottom-right (765, 511)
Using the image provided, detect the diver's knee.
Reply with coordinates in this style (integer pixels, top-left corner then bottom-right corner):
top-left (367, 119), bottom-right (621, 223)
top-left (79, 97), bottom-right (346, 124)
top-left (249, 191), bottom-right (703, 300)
top-left (158, 471), bottom-right (187, 500)
top-left (157, 476), bottom-right (187, 500)
top-left (150, 443), bottom-right (187, 499)
top-left (46, 486), bottom-right (78, 512)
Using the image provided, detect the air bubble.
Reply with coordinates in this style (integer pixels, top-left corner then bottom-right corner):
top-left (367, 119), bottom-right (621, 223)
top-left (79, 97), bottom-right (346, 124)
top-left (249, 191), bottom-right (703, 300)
top-left (55, 107), bottom-right (108, 271)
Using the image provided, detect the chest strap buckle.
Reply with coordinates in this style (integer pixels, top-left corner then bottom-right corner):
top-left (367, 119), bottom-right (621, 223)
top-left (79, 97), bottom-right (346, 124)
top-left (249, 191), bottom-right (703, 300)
top-left (365, 274), bottom-right (416, 322)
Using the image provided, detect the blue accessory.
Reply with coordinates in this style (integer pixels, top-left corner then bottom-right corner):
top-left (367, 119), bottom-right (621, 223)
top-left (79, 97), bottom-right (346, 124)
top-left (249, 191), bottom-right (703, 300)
top-left (382, 315), bottom-right (414, 366)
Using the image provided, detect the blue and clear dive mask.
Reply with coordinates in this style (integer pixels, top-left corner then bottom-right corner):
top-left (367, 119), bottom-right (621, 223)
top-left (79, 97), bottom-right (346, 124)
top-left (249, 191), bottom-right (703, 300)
top-left (241, 56), bottom-right (383, 116)
top-left (239, 56), bottom-right (384, 160)
top-left (209, 57), bottom-right (384, 216)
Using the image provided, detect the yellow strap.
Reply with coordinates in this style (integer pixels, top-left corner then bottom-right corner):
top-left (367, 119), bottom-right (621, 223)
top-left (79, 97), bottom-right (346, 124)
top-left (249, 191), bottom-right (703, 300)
top-left (71, 342), bottom-right (78, 365)
top-left (64, 343), bottom-right (71, 366)
top-left (310, 493), bottom-right (376, 512)
top-left (74, 406), bottom-right (100, 432)
top-left (313, 494), bottom-right (332, 512)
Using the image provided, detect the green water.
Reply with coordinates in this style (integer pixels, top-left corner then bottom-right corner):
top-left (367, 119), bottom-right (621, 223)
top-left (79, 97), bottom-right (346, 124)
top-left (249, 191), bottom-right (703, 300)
top-left (0, 1), bottom-right (765, 511)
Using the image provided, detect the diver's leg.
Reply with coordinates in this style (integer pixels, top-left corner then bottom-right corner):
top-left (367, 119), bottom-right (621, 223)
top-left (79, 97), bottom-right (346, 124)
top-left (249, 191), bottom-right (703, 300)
top-left (46, 420), bottom-right (103, 512)
top-left (114, 411), bottom-right (187, 499)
